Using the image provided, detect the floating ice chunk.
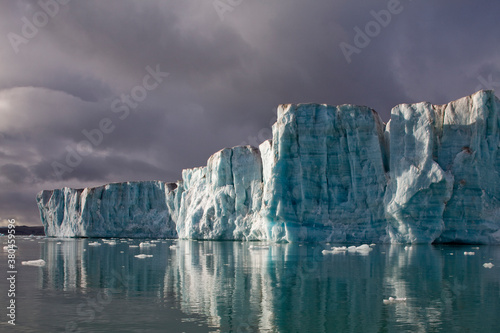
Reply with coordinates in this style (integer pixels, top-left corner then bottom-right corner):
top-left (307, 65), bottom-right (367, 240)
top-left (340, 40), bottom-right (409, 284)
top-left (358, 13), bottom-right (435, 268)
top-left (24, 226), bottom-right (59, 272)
top-left (106, 241), bottom-right (116, 246)
top-left (88, 242), bottom-right (101, 246)
top-left (383, 297), bottom-right (407, 304)
top-left (464, 252), bottom-right (475, 255)
top-left (135, 254), bottom-right (153, 259)
top-left (169, 245), bottom-right (177, 250)
top-left (323, 246), bottom-right (348, 255)
top-left (356, 244), bottom-right (371, 252)
top-left (129, 245), bottom-right (139, 248)
top-left (369, 243), bottom-right (376, 247)
top-left (483, 262), bottom-right (494, 268)
top-left (249, 245), bottom-right (270, 250)
top-left (139, 242), bottom-right (156, 248)
top-left (22, 259), bottom-right (46, 267)
top-left (344, 244), bottom-right (373, 255)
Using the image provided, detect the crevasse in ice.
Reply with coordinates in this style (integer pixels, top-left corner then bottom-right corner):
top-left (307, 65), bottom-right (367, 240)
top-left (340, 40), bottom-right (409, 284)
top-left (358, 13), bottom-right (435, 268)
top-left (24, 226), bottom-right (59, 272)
top-left (37, 91), bottom-right (500, 243)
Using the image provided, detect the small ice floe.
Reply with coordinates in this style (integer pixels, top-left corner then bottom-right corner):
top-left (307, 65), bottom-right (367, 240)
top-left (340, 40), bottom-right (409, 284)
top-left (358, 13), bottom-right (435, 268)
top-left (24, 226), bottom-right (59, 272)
top-left (471, 247), bottom-right (480, 250)
top-left (369, 243), bottom-right (376, 247)
top-left (139, 242), bottom-right (156, 248)
top-left (383, 297), bottom-right (407, 305)
top-left (106, 241), bottom-right (117, 246)
top-left (249, 245), bottom-right (270, 250)
top-left (134, 254), bottom-right (153, 259)
top-left (21, 259), bottom-right (46, 267)
top-left (169, 245), bottom-right (177, 250)
top-left (129, 245), bottom-right (139, 248)
top-left (322, 246), bottom-right (347, 255)
top-left (464, 252), bottom-right (475, 256)
top-left (56, 242), bottom-right (62, 245)
top-left (349, 244), bottom-right (373, 255)
top-left (324, 245), bottom-right (372, 255)
top-left (88, 242), bottom-right (101, 246)
top-left (483, 262), bottom-right (494, 268)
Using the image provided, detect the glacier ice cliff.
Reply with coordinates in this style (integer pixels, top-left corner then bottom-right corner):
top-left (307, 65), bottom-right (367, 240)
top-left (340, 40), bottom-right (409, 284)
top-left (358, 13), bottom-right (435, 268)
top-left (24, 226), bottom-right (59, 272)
top-left (37, 90), bottom-right (500, 243)
top-left (37, 181), bottom-right (177, 238)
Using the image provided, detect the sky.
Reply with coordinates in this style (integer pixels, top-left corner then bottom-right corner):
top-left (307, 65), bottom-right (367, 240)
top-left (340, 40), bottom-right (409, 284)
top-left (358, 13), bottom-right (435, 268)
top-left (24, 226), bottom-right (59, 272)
top-left (0, 0), bottom-right (499, 227)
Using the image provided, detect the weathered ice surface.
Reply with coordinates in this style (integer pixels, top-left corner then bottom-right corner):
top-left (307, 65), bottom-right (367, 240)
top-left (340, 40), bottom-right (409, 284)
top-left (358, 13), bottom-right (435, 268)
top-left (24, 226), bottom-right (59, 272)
top-left (171, 146), bottom-right (265, 240)
top-left (37, 181), bottom-right (177, 238)
top-left (385, 91), bottom-right (500, 243)
top-left (261, 103), bottom-right (388, 242)
top-left (37, 91), bottom-right (500, 243)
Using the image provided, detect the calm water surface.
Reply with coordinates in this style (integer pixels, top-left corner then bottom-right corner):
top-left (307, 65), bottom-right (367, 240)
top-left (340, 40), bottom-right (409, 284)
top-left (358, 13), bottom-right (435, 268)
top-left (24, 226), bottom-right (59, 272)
top-left (1, 237), bottom-right (499, 332)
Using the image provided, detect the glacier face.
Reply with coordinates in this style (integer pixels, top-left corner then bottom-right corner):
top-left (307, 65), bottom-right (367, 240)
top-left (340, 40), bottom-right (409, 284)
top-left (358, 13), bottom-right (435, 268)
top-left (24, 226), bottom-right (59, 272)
top-left (37, 181), bottom-right (177, 238)
top-left (385, 91), bottom-right (500, 244)
top-left (261, 103), bottom-right (389, 243)
top-left (37, 91), bottom-right (500, 243)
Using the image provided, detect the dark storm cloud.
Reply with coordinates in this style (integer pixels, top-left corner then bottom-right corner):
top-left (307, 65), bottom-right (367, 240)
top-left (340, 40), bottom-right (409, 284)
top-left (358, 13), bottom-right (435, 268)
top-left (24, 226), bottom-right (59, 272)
top-left (0, 0), bottom-right (498, 225)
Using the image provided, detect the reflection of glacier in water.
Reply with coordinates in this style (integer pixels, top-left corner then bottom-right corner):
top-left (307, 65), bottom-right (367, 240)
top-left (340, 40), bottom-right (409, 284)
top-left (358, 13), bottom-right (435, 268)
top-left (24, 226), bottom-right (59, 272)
top-left (35, 239), bottom-right (500, 332)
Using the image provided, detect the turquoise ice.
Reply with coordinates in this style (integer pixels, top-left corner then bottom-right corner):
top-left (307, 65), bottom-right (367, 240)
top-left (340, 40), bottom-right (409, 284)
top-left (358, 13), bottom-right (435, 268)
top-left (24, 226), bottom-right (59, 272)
top-left (37, 91), bottom-right (500, 243)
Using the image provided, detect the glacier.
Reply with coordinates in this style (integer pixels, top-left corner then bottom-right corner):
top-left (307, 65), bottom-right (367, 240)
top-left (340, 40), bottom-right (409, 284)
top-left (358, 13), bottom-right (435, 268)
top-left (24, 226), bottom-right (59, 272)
top-left (37, 90), bottom-right (500, 243)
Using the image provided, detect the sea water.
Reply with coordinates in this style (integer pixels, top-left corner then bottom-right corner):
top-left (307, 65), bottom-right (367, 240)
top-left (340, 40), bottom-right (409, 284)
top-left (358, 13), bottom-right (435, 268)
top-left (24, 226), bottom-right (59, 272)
top-left (1, 237), bottom-right (499, 332)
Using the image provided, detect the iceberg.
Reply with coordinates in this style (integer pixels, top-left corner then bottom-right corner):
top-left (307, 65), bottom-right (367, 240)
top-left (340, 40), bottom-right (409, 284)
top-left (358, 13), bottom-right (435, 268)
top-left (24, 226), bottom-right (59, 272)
top-left (37, 181), bottom-right (178, 238)
top-left (37, 91), bottom-right (500, 243)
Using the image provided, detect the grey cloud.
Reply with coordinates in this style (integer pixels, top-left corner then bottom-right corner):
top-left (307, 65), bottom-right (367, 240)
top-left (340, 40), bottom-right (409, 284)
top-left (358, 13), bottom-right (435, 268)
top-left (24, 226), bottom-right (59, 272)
top-left (0, 163), bottom-right (32, 184)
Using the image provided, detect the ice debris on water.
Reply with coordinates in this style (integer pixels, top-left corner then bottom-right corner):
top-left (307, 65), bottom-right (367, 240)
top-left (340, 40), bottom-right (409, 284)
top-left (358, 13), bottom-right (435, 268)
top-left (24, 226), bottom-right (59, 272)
top-left (249, 245), bottom-right (270, 250)
top-left (483, 262), bottom-right (494, 268)
top-left (383, 297), bottom-right (407, 304)
top-left (322, 244), bottom-right (372, 255)
top-left (135, 254), bottom-right (153, 259)
top-left (139, 242), bottom-right (156, 248)
top-left (21, 259), bottom-right (46, 267)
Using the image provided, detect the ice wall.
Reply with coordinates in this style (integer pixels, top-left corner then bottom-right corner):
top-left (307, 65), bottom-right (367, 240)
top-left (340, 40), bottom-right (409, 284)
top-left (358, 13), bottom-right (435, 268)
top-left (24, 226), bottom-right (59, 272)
top-left (37, 91), bottom-right (500, 243)
top-left (261, 103), bottom-right (388, 242)
top-left (37, 181), bottom-right (177, 238)
top-left (385, 90), bottom-right (500, 243)
top-left (170, 146), bottom-right (266, 240)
